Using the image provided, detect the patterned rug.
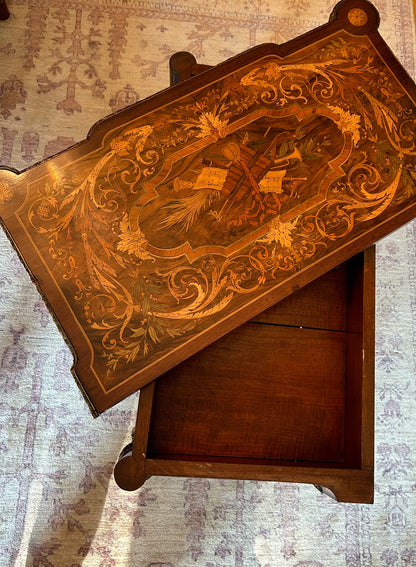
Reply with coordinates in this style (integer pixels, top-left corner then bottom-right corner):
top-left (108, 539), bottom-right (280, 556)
top-left (1, 0), bottom-right (416, 565)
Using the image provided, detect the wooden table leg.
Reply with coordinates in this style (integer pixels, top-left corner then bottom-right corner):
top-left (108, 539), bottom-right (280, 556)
top-left (169, 51), bottom-right (212, 86)
top-left (114, 381), bottom-right (156, 491)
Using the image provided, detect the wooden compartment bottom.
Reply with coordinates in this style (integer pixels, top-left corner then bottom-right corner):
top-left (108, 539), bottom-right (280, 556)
top-left (114, 248), bottom-right (375, 503)
top-left (148, 324), bottom-right (347, 464)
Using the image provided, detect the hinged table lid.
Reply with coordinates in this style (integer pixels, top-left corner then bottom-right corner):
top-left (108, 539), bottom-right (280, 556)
top-left (1, 0), bottom-right (416, 413)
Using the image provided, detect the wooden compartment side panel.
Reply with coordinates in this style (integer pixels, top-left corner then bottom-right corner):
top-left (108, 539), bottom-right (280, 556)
top-left (361, 246), bottom-right (375, 472)
top-left (343, 252), bottom-right (365, 467)
top-left (342, 246), bottom-right (375, 479)
top-left (145, 458), bottom-right (374, 504)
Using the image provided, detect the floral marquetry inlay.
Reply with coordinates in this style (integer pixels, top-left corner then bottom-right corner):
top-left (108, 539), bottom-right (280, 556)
top-left (1, 1), bottom-right (416, 412)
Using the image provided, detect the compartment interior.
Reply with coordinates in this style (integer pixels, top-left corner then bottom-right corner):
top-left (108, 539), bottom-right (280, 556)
top-left (147, 252), bottom-right (366, 468)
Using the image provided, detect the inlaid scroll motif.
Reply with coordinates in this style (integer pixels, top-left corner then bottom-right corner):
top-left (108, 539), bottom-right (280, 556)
top-left (22, 35), bottom-right (416, 377)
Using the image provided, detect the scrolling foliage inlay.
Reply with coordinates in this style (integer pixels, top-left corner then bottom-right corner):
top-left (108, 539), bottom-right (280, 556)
top-left (3, 32), bottom-right (416, 392)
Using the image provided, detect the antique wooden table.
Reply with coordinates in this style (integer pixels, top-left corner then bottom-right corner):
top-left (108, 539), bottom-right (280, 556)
top-left (1, 0), bottom-right (416, 502)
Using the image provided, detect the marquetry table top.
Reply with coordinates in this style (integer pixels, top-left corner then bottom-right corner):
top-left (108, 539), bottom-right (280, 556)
top-left (1, 0), bottom-right (416, 413)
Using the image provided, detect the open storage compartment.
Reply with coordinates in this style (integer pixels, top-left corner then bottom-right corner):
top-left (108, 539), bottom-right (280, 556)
top-left (115, 247), bottom-right (375, 503)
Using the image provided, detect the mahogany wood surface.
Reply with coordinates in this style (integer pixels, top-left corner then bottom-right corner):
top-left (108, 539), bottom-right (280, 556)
top-left (1, 0), bottom-right (412, 413)
top-left (114, 247), bottom-right (375, 503)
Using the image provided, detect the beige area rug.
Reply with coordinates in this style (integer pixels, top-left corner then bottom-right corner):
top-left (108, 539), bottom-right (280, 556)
top-left (1, 0), bottom-right (416, 565)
